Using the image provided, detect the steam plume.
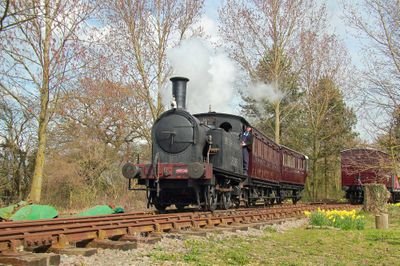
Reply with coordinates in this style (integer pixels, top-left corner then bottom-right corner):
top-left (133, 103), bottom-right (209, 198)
top-left (166, 38), bottom-right (237, 114)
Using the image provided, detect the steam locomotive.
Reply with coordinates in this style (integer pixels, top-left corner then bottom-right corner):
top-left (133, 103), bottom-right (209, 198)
top-left (122, 77), bottom-right (308, 211)
top-left (341, 148), bottom-right (400, 204)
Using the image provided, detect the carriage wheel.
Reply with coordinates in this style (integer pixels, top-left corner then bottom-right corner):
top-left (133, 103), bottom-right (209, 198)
top-left (276, 197), bottom-right (282, 204)
top-left (205, 185), bottom-right (218, 211)
top-left (270, 198), bottom-right (275, 205)
top-left (292, 191), bottom-right (300, 205)
top-left (264, 198), bottom-right (274, 206)
top-left (349, 192), bottom-right (359, 205)
top-left (221, 192), bottom-right (232, 210)
top-left (292, 197), bottom-right (299, 205)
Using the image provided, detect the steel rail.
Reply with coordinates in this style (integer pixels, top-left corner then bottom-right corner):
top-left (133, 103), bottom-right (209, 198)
top-left (0, 204), bottom-right (355, 253)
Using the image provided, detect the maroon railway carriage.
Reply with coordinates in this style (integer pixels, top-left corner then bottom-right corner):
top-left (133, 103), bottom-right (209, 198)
top-left (341, 148), bottom-right (400, 204)
top-left (249, 129), bottom-right (281, 183)
top-left (280, 145), bottom-right (308, 201)
top-left (248, 130), bottom-right (308, 204)
top-left (123, 77), bottom-right (309, 211)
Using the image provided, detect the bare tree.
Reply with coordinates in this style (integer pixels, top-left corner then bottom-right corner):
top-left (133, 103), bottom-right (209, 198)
top-left (0, 0), bottom-right (36, 32)
top-left (42, 79), bottom-right (150, 208)
top-left (56, 79), bottom-right (149, 156)
top-left (218, 0), bottom-right (326, 143)
top-left (0, 0), bottom-right (98, 202)
top-left (343, 0), bottom-right (400, 145)
top-left (0, 98), bottom-right (34, 203)
top-left (296, 30), bottom-right (357, 200)
top-left (99, 0), bottom-right (204, 143)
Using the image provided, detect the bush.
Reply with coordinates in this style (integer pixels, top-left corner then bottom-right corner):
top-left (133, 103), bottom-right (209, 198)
top-left (305, 209), bottom-right (366, 230)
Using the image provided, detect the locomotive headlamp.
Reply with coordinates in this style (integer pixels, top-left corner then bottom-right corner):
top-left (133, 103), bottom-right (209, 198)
top-left (122, 162), bottom-right (141, 179)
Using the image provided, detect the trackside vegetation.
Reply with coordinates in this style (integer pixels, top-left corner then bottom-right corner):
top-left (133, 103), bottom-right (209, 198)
top-left (305, 209), bottom-right (366, 230)
top-left (149, 206), bottom-right (400, 265)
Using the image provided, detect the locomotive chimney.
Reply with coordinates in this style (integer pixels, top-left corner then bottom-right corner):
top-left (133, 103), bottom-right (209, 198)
top-left (170, 77), bottom-right (189, 110)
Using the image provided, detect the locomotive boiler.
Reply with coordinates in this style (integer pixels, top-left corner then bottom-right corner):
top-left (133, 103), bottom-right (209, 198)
top-left (123, 77), bottom-right (308, 211)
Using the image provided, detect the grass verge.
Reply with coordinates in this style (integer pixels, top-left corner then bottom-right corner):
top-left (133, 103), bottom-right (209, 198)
top-left (149, 206), bottom-right (400, 265)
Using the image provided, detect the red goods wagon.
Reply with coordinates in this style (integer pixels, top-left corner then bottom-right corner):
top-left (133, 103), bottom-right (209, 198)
top-left (341, 148), bottom-right (400, 203)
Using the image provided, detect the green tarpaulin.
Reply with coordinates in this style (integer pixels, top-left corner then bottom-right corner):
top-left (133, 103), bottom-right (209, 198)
top-left (76, 205), bottom-right (125, 217)
top-left (10, 204), bottom-right (58, 221)
top-left (0, 202), bottom-right (124, 220)
top-left (0, 201), bottom-right (58, 221)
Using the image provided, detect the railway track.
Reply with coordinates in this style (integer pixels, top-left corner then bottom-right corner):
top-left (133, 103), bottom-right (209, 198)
top-left (0, 203), bottom-right (356, 265)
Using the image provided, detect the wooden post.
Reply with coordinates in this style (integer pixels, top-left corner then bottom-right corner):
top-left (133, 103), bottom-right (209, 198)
top-left (375, 213), bottom-right (389, 229)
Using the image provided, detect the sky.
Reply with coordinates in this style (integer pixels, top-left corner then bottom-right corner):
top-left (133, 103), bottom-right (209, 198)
top-left (83, 0), bottom-right (373, 141)
top-left (176, 0), bottom-right (371, 141)
top-left (201, 0), bottom-right (363, 67)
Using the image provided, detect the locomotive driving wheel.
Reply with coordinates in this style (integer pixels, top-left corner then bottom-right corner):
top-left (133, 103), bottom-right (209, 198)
top-left (221, 192), bottom-right (232, 210)
top-left (241, 190), bottom-right (250, 208)
top-left (151, 193), bottom-right (168, 213)
top-left (154, 201), bottom-right (167, 213)
top-left (205, 185), bottom-right (218, 211)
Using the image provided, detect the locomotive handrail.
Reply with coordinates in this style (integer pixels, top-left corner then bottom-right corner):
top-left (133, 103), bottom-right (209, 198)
top-left (127, 178), bottom-right (146, 191)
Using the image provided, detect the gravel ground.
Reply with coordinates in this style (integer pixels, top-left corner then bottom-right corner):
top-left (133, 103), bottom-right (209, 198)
top-left (59, 218), bottom-right (308, 266)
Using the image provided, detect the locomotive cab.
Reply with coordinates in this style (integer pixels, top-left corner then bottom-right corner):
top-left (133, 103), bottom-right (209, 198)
top-left (206, 128), bottom-right (242, 173)
top-left (195, 112), bottom-right (250, 175)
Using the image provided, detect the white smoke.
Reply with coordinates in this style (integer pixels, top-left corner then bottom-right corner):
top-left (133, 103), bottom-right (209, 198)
top-left (248, 82), bottom-right (284, 104)
top-left (166, 38), bottom-right (237, 114)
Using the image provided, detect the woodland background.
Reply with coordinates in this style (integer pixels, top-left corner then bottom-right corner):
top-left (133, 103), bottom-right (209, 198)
top-left (0, 0), bottom-right (399, 210)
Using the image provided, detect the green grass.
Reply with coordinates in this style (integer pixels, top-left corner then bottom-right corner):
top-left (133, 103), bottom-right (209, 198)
top-left (148, 206), bottom-right (400, 265)
top-left (306, 209), bottom-right (366, 230)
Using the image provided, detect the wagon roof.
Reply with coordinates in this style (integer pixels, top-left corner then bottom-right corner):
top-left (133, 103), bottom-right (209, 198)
top-left (280, 144), bottom-right (308, 158)
top-left (340, 147), bottom-right (389, 156)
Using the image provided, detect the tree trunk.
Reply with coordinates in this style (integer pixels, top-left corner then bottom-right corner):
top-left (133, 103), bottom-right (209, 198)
top-left (30, 120), bottom-right (48, 202)
top-left (311, 136), bottom-right (318, 201)
top-left (28, 0), bottom-right (51, 203)
top-left (324, 157), bottom-right (328, 199)
top-left (274, 101), bottom-right (280, 144)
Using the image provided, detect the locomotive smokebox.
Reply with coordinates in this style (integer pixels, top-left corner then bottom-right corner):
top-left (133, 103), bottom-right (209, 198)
top-left (170, 77), bottom-right (189, 110)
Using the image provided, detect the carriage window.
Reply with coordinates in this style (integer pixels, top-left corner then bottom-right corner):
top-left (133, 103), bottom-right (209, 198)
top-left (290, 156), bottom-right (295, 168)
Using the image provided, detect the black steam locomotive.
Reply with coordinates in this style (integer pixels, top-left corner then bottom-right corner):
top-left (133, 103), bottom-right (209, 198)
top-left (122, 77), bottom-right (308, 211)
